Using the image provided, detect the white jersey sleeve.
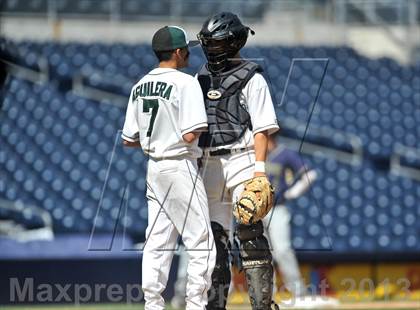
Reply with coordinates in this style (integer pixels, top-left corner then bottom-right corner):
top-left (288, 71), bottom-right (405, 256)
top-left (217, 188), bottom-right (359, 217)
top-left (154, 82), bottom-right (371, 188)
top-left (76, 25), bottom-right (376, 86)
top-left (179, 78), bottom-right (208, 136)
top-left (244, 73), bottom-right (279, 135)
top-left (122, 92), bottom-right (140, 142)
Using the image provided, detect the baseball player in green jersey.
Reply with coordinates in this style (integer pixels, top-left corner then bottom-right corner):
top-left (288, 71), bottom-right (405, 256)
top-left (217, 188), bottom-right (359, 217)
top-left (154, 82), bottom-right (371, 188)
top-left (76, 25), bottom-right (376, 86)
top-left (121, 26), bottom-right (216, 310)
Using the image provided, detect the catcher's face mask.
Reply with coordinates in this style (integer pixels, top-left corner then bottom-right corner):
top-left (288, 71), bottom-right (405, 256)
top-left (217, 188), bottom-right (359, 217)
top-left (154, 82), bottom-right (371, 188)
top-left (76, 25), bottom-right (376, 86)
top-left (197, 34), bottom-right (235, 73)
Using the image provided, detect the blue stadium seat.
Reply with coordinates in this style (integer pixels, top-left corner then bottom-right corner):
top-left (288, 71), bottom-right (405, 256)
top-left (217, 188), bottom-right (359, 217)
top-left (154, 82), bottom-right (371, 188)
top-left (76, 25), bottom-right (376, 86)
top-left (1, 43), bottom-right (419, 250)
top-left (405, 235), bottom-right (418, 249)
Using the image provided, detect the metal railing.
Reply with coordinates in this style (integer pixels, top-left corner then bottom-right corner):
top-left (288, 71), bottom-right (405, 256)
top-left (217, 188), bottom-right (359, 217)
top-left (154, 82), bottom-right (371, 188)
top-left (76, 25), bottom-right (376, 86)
top-left (0, 198), bottom-right (54, 241)
top-left (333, 0), bottom-right (419, 25)
top-left (334, 0), bottom-right (419, 61)
top-left (280, 116), bottom-right (364, 166)
top-left (391, 143), bottom-right (420, 181)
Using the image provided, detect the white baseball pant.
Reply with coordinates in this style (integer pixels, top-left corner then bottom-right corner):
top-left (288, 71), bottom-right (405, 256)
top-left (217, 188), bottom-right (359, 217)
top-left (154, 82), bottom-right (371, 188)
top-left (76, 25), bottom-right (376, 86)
top-left (201, 150), bottom-right (256, 233)
top-left (142, 157), bottom-right (216, 310)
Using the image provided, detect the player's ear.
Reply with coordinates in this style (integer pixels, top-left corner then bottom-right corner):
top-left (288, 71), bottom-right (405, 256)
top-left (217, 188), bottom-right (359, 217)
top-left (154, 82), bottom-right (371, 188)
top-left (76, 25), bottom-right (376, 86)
top-left (175, 48), bottom-right (188, 58)
top-left (174, 48), bottom-right (182, 58)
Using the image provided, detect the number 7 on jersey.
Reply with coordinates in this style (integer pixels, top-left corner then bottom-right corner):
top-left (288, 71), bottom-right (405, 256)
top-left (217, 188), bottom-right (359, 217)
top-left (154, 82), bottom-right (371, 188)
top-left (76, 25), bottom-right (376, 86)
top-left (143, 99), bottom-right (159, 137)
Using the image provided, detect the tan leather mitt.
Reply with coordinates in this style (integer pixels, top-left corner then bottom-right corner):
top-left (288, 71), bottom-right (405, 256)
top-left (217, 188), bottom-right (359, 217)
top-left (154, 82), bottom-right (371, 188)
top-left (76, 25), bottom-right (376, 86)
top-left (233, 176), bottom-right (274, 225)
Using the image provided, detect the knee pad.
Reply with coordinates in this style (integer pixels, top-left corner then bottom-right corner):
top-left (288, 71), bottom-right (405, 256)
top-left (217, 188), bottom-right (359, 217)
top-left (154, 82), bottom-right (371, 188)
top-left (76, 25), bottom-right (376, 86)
top-left (236, 221), bottom-right (272, 268)
top-left (207, 221), bottom-right (231, 310)
top-left (236, 220), bottom-right (264, 241)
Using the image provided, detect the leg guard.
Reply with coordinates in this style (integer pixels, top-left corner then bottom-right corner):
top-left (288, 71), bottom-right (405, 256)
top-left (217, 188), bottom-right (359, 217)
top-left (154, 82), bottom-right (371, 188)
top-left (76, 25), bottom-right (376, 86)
top-left (206, 222), bottom-right (231, 310)
top-left (236, 221), bottom-right (274, 310)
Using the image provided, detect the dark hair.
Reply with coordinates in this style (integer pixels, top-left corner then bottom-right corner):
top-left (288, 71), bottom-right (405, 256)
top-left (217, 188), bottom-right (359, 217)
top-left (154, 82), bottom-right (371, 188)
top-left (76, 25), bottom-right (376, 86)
top-left (153, 49), bottom-right (175, 62)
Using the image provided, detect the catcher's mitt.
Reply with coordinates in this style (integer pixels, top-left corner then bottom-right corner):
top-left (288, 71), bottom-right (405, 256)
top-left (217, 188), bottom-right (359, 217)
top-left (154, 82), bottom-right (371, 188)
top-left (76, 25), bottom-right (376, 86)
top-left (233, 176), bottom-right (274, 225)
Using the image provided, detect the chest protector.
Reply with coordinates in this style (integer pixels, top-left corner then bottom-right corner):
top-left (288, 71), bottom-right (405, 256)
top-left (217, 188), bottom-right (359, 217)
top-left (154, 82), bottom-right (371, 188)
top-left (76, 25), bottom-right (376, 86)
top-left (197, 61), bottom-right (262, 148)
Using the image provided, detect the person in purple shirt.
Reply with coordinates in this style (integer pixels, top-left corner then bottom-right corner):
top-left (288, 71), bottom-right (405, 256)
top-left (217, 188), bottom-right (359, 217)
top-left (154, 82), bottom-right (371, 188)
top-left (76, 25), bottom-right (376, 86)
top-left (263, 135), bottom-right (317, 299)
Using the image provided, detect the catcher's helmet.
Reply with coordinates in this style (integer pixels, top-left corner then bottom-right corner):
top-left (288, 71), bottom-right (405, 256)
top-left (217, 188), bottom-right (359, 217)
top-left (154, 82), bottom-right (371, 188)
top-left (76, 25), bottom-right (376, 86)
top-left (198, 12), bottom-right (254, 73)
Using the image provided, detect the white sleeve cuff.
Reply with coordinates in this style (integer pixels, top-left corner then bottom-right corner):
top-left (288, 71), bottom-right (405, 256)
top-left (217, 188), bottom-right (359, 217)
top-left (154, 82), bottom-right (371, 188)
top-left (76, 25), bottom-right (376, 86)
top-left (181, 122), bottom-right (208, 136)
top-left (121, 132), bottom-right (139, 142)
top-left (253, 124), bottom-right (280, 135)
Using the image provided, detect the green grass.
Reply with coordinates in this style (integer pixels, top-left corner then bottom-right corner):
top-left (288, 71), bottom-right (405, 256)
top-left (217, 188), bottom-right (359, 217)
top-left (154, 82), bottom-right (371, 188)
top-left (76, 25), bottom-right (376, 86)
top-left (1, 305), bottom-right (150, 310)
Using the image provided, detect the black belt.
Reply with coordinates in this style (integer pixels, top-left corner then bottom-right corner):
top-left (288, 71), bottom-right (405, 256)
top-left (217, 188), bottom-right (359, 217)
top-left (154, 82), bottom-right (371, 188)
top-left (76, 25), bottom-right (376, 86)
top-left (205, 147), bottom-right (250, 157)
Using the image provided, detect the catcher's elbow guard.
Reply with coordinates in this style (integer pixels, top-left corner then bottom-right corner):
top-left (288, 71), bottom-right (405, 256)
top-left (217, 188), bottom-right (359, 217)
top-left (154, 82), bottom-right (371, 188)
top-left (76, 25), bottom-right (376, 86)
top-left (236, 221), bottom-right (272, 267)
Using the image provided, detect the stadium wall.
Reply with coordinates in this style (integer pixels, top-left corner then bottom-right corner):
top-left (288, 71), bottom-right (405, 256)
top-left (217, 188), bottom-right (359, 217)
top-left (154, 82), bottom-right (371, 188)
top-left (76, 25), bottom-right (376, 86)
top-left (1, 12), bottom-right (419, 64)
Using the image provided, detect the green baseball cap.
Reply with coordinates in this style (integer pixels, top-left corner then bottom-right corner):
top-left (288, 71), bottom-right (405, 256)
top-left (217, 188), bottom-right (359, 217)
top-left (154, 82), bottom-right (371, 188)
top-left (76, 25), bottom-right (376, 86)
top-left (152, 26), bottom-right (199, 52)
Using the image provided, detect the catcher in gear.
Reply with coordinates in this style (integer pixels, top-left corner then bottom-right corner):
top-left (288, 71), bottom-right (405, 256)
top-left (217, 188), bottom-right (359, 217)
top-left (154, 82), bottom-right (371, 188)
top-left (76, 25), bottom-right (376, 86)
top-left (197, 12), bottom-right (279, 310)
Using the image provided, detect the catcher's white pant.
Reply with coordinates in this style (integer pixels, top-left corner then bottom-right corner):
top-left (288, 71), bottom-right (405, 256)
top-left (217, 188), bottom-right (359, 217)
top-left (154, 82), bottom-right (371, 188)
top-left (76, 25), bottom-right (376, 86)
top-left (201, 150), bottom-right (255, 233)
top-left (172, 150), bottom-right (265, 306)
top-left (142, 157), bottom-right (216, 310)
top-left (263, 205), bottom-right (306, 296)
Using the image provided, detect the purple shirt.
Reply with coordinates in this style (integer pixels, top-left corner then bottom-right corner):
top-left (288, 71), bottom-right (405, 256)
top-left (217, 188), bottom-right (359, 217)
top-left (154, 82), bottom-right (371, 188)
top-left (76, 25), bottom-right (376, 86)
top-left (267, 147), bottom-right (307, 202)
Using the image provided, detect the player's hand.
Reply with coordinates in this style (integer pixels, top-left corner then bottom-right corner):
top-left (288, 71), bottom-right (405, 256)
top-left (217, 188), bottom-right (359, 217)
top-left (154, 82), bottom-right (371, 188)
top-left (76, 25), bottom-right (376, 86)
top-left (254, 171), bottom-right (266, 177)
